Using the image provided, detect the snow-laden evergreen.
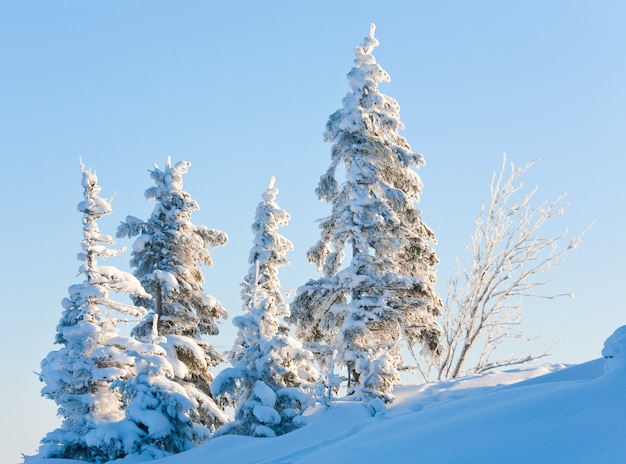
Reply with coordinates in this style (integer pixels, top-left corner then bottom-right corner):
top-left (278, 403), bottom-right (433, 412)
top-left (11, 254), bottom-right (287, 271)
top-left (212, 178), bottom-right (318, 437)
top-left (602, 325), bottom-right (626, 372)
top-left (240, 177), bottom-right (293, 313)
top-left (116, 158), bottom-right (229, 434)
top-left (289, 24), bottom-right (441, 403)
top-left (35, 161), bottom-right (150, 462)
top-left (95, 314), bottom-right (214, 459)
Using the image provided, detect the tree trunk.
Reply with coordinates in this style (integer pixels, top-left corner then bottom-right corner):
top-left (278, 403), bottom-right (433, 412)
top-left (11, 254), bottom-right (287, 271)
top-left (155, 281), bottom-right (162, 334)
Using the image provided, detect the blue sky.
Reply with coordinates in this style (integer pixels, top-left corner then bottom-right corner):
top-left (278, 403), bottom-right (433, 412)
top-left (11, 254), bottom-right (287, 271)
top-left (2, 1), bottom-right (625, 461)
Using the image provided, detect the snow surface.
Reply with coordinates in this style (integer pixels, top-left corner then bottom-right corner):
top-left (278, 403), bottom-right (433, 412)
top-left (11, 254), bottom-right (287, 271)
top-left (28, 327), bottom-right (626, 464)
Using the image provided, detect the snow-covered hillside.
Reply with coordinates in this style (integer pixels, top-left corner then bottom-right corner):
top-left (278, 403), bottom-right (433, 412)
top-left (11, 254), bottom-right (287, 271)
top-left (30, 326), bottom-right (626, 464)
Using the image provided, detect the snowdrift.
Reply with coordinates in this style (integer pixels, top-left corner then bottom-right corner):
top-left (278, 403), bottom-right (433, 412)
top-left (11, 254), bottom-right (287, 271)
top-left (29, 327), bottom-right (626, 464)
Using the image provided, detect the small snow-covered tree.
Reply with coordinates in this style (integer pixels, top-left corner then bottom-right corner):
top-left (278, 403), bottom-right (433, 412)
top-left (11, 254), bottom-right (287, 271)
top-left (108, 315), bottom-right (214, 459)
top-left (289, 24), bottom-right (441, 403)
top-left (116, 157), bottom-right (229, 434)
top-left (212, 178), bottom-right (318, 437)
top-left (36, 161), bottom-right (150, 462)
top-left (425, 155), bottom-right (590, 381)
top-left (240, 177), bottom-right (293, 314)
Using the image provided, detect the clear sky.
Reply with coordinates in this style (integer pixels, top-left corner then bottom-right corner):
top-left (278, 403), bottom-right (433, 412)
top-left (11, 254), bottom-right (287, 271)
top-left (1, 1), bottom-right (624, 462)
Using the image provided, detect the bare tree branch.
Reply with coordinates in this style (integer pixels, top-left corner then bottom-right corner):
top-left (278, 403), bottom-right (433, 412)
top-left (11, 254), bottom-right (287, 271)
top-left (419, 154), bottom-right (592, 381)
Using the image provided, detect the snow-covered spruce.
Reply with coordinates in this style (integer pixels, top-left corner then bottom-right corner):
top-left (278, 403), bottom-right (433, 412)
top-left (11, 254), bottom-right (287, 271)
top-left (116, 158), bottom-right (229, 435)
top-left (98, 314), bottom-right (220, 459)
top-left (240, 176), bottom-right (293, 315)
top-left (34, 161), bottom-right (150, 462)
top-left (602, 325), bottom-right (626, 373)
top-left (289, 24), bottom-right (442, 404)
top-left (212, 178), bottom-right (318, 437)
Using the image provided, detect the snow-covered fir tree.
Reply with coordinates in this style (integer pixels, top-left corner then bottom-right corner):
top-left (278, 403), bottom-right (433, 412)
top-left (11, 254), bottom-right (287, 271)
top-left (108, 314), bottom-right (216, 459)
top-left (116, 158), bottom-right (229, 434)
top-left (289, 24), bottom-right (442, 403)
top-left (240, 177), bottom-right (293, 314)
top-left (36, 161), bottom-right (150, 462)
top-left (212, 177), bottom-right (318, 437)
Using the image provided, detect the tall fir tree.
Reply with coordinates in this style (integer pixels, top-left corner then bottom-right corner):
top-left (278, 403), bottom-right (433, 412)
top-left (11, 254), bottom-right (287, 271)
top-left (36, 161), bottom-right (150, 462)
top-left (212, 178), bottom-right (318, 437)
top-left (116, 158), bottom-right (229, 434)
top-left (289, 25), bottom-right (442, 403)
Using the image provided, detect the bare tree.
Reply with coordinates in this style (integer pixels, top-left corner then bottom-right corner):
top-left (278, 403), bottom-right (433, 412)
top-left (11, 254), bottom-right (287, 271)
top-left (420, 155), bottom-right (591, 381)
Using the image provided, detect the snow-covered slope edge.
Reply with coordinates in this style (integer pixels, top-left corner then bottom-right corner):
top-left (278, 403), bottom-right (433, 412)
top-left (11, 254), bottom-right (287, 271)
top-left (176, 359), bottom-right (623, 464)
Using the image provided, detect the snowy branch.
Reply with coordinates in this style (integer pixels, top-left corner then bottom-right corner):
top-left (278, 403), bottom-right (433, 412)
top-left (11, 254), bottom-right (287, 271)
top-left (422, 155), bottom-right (591, 381)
